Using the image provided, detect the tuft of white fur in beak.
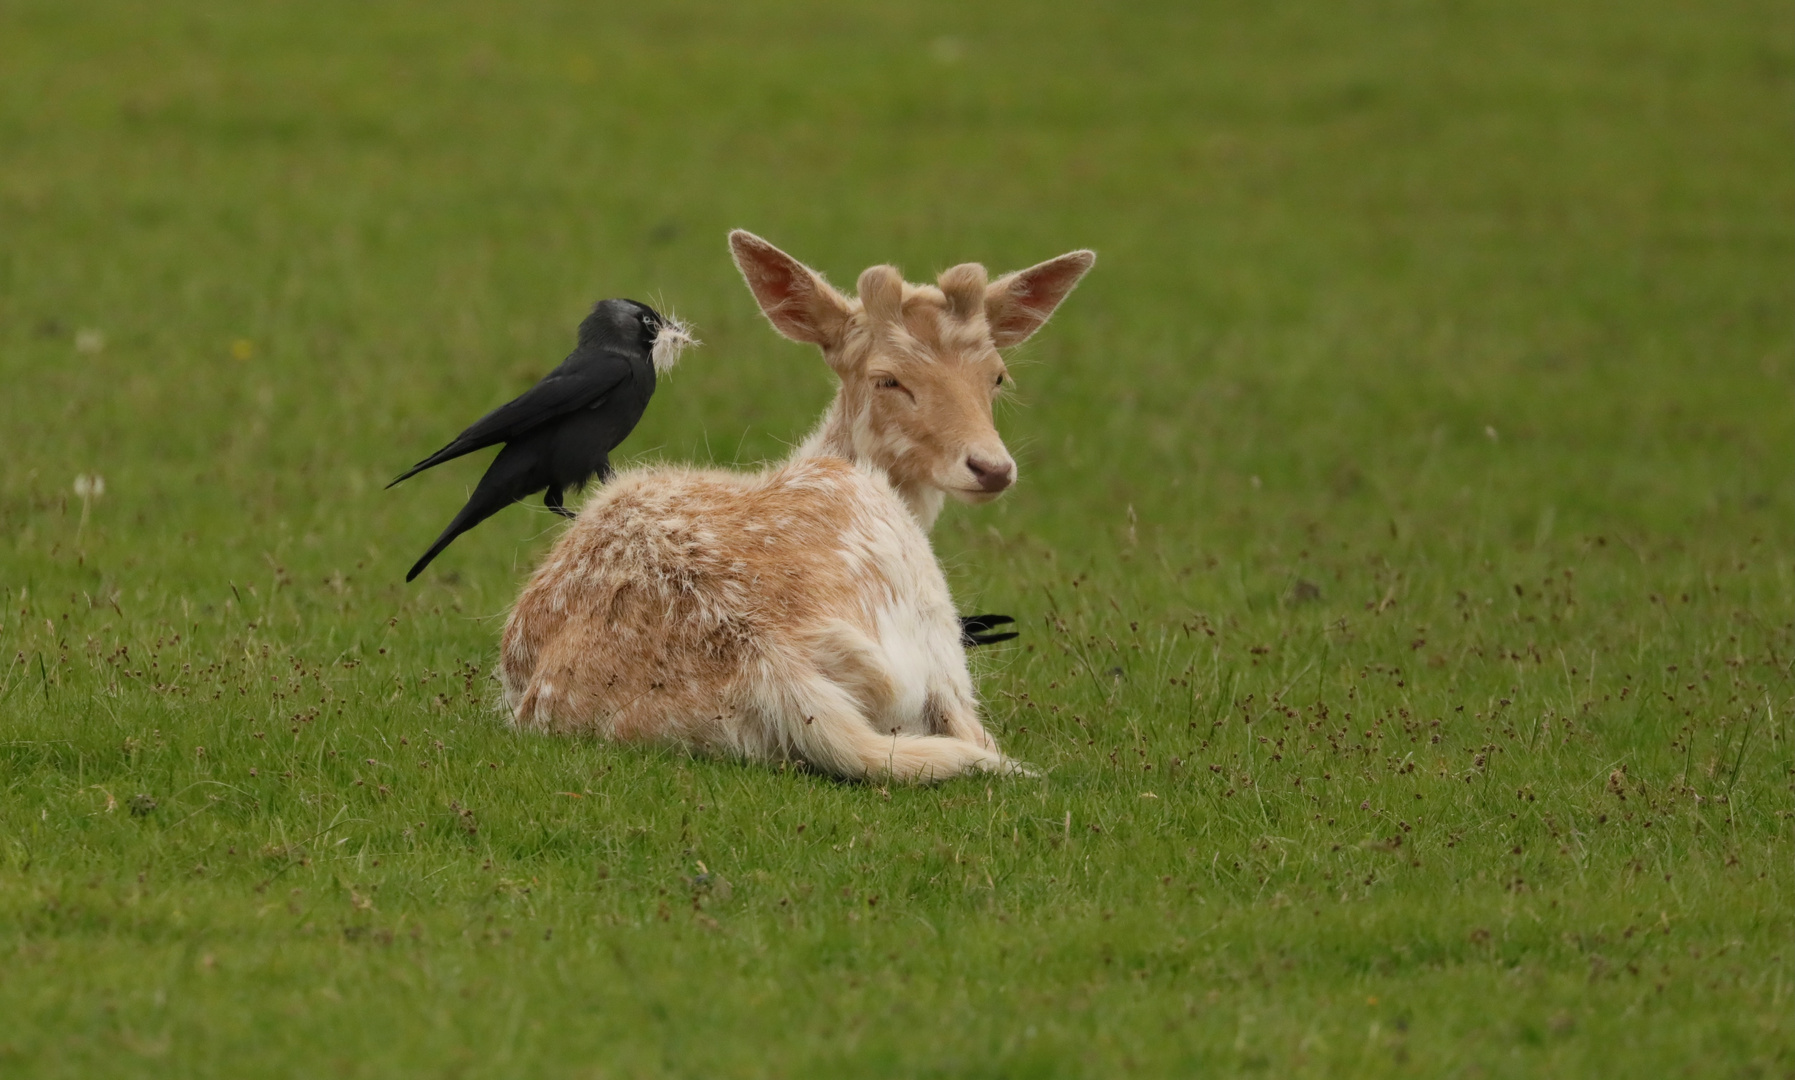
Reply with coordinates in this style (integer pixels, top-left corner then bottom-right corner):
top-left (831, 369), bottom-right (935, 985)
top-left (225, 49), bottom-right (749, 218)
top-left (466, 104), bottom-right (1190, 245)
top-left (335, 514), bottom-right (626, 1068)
top-left (651, 317), bottom-right (697, 375)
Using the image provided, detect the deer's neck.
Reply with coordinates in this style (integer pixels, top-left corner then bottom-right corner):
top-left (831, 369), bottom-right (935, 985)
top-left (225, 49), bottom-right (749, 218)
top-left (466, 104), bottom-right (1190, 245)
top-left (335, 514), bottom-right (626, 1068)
top-left (796, 395), bottom-right (945, 531)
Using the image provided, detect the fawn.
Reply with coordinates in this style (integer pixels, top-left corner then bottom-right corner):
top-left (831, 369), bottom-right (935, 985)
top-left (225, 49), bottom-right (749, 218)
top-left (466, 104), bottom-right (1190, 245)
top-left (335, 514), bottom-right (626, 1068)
top-left (499, 230), bottom-right (1093, 781)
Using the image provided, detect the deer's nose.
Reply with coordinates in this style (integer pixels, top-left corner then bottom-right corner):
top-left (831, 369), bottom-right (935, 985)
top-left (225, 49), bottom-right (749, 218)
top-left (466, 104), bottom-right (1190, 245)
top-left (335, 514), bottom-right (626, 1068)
top-left (967, 456), bottom-right (1016, 492)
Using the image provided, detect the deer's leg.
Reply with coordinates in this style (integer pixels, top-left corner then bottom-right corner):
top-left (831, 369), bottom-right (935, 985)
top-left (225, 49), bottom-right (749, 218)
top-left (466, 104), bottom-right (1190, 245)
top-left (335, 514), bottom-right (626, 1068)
top-left (755, 623), bottom-right (1019, 783)
top-left (923, 688), bottom-right (1002, 754)
top-left (501, 599), bottom-right (549, 716)
top-left (910, 612), bottom-right (1006, 753)
top-left (505, 621), bottom-right (612, 737)
top-left (755, 673), bottom-right (1014, 783)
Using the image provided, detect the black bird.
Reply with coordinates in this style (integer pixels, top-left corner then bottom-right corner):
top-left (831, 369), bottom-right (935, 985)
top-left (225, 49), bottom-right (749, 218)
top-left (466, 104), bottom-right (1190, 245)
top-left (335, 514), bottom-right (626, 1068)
top-left (390, 298), bottom-right (693, 582)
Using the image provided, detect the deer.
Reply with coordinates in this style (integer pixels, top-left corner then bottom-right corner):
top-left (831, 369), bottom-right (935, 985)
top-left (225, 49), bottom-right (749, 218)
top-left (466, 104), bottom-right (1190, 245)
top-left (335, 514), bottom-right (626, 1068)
top-left (498, 230), bottom-right (1094, 782)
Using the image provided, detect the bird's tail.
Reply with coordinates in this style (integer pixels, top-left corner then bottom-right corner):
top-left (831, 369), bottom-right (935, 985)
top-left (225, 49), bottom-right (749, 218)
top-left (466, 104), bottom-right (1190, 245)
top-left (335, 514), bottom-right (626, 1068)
top-left (405, 449), bottom-right (541, 581)
top-left (406, 518), bottom-right (476, 582)
top-left (406, 496), bottom-right (512, 581)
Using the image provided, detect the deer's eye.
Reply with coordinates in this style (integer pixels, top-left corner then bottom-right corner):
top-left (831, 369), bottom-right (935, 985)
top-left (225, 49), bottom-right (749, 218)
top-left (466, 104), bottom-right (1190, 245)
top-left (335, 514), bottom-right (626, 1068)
top-left (874, 376), bottom-right (904, 391)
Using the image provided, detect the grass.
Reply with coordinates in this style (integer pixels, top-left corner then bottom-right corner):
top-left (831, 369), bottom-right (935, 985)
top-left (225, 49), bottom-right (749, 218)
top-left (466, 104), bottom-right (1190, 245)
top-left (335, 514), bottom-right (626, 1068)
top-left (2, 0), bottom-right (1792, 1075)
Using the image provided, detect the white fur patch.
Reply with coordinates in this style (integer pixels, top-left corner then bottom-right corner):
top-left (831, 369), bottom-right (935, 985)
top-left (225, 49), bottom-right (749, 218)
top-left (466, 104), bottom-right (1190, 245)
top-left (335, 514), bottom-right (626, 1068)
top-left (869, 600), bottom-right (936, 730)
top-left (652, 317), bottom-right (697, 375)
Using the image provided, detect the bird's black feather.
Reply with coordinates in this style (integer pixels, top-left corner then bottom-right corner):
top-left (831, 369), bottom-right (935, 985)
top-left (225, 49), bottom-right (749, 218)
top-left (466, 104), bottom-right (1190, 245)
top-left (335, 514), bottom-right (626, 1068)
top-left (387, 358), bottom-right (632, 487)
top-left (960, 614), bottom-right (1018, 647)
top-left (392, 298), bottom-right (680, 581)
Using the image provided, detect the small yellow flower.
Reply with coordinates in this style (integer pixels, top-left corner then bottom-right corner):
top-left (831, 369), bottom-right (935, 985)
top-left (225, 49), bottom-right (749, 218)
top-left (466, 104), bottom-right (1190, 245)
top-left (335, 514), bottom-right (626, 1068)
top-left (231, 338), bottom-right (255, 360)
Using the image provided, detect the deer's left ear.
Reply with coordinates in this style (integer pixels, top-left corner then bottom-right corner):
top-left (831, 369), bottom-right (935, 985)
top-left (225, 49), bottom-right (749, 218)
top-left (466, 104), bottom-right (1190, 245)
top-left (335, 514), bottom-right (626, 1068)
top-left (985, 250), bottom-right (1096, 348)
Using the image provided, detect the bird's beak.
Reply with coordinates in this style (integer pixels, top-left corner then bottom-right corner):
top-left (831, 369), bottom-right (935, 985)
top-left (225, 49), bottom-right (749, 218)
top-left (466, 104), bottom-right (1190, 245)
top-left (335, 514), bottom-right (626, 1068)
top-left (651, 317), bottom-right (697, 375)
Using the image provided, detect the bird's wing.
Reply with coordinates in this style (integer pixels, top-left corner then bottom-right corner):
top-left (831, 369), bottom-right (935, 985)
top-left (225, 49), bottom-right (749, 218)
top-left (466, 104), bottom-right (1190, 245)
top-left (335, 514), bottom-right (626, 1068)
top-left (387, 351), bottom-right (632, 486)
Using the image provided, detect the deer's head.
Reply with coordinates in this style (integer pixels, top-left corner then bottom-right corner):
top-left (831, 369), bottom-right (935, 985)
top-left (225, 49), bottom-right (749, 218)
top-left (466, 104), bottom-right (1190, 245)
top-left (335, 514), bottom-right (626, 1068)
top-left (730, 230), bottom-right (1094, 525)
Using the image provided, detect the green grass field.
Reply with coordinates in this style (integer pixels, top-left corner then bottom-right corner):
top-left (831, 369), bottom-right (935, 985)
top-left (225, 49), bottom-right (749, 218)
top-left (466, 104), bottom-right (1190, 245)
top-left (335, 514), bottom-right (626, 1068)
top-left (3, 1), bottom-right (1792, 1075)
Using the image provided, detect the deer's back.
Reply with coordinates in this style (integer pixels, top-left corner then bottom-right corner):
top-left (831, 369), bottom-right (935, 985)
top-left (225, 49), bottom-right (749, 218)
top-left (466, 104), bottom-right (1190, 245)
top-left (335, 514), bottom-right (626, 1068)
top-left (500, 456), bottom-right (940, 740)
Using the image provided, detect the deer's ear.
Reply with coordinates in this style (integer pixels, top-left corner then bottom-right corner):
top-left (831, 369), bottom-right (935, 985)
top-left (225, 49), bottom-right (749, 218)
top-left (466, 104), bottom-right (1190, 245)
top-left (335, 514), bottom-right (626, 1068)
top-left (985, 249), bottom-right (1096, 348)
top-left (729, 230), bottom-right (853, 347)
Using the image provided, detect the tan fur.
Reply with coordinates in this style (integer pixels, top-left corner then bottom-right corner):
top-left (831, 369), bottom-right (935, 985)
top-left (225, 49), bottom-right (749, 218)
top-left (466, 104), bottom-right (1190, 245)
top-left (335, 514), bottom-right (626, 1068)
top-left (500, 232), bottom-right (1095, 782)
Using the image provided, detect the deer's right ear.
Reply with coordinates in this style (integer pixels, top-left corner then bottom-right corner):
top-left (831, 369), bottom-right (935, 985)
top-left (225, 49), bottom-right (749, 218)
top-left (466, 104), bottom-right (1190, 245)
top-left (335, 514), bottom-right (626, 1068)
top-left (729, 231), bottom-right (853, 348)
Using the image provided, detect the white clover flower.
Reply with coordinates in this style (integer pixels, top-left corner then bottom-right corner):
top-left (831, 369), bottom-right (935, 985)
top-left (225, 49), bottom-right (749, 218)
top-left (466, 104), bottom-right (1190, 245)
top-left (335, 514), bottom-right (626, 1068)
top-left (74, 474), bottom-right (105, 542)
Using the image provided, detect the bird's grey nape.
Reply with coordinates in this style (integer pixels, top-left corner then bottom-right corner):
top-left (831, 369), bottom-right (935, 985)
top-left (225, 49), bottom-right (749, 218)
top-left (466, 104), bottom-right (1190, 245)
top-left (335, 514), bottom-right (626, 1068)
top-left (651, 316), bottom-right (698, 375)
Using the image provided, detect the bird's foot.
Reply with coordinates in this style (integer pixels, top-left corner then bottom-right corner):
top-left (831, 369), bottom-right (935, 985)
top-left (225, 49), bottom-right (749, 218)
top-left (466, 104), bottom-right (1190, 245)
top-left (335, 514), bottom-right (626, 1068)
top-left (544, 487), bottom-right (577, 519)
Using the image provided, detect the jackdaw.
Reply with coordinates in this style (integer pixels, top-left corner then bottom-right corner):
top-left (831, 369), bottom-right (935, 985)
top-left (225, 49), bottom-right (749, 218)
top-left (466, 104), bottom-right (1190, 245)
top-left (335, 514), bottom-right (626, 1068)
top-left (390, 298), bottom-right (693, 581)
